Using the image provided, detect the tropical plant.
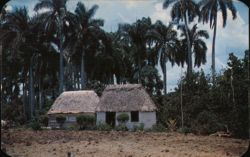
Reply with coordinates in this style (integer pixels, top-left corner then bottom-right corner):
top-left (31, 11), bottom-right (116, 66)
top-left (148, 20), bottom-right (180, 95)
top-left (70, 2), bottom-right (104, 89)
top-left (117, 113), bottom-right (129, 124)
top-left (163, 0), bottom-right (200, 76)
top-left (179, 24), bottom-right (209, 68)
top-left (199, 0), bottom-right (237, 83)
top-left (118, 17), bottom-right (152, 82)
top-left (34, 0), bottom-right (75, 94)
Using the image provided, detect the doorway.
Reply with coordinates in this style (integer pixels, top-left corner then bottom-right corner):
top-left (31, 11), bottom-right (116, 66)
top-left (106, 112), bottom-right (116, 127)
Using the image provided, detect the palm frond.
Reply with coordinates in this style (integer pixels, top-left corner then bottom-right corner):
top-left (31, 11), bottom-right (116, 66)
top-left (34, 0), bottom-right (53, 12)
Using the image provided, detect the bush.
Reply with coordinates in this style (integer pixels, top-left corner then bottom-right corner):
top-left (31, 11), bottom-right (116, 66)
top-left (166, 118), bottom-right (177, 132)
top-left (150, 124), bottom-right (166, 132)
top-left (30, 120), bottom-right (41, 131)
top-left (76, 115), bottom-right (95, 130)
top-left (115, 124), bottom-right (128, 131)
top-left (177, 127), bottom-right (192, 134)
top-left (192, 111), bottom-right (222, 135)
top-left (97, 123), bottom-right (112, 131)
top-left (132, 123), bottom-right (144, 132)
top-left (39, 115), bottom-right (49, 127)
top-left (56, 115), bottom-right (66, 128)
top-left (117, 113), bottom-right (129, 124)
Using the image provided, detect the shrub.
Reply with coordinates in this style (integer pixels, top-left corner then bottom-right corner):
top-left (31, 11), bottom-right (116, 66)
top-left (97, 123), bottom-right (112, 131)
top-left (150, 124), bottom-right (166, 132)
top-left (30, 120), bottom-right (41, 131)
top-left (132, 123), bottom-right (144, 132)
top-left (39, 115), bottom-right (49, 127)
top-left (166, 118), bottom-right (176, 132)
top-left (117, 113), bottom-right (129, 124)
top-left (192, 111), bottom-right (222, 135)
top-left (115, 124), bottom-right (128, 131)
top-left (76, 115), bottom-right (95, 130)
top-left (177, 127), bottom-right (192, 134)
top-left (56, 115), bottom-right (66, 128)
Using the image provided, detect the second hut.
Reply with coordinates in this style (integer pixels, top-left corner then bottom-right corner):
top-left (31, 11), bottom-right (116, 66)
top-left (96, 84), bottom-right (157, 130)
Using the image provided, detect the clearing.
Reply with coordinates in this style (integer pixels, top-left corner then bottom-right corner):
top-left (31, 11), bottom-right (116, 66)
top-left (1, 130), bottom-right (248, 157)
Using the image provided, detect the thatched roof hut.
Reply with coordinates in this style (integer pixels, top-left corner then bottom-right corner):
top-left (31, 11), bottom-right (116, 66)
top-left (48, 90), bottom-right (99, 115)
top-left (96, 84), bottom-right (157, 112)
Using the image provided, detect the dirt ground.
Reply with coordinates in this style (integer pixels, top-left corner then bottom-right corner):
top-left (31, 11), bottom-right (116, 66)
top-left (1, 129), bottom-right (248, 157)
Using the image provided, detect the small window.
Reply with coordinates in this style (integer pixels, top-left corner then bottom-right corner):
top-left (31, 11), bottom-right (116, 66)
top-left (131, 111), bottom-right (139, 122)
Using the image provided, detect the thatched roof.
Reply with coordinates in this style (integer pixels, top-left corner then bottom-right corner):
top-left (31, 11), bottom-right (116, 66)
top-left (48, 91), bottom-right (99, 114)
top-left (96, 84), bottom-right (157, 112)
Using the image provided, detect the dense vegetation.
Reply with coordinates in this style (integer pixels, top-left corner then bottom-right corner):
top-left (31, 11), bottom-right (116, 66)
top-left (0, 0), bottom-right (248, 138)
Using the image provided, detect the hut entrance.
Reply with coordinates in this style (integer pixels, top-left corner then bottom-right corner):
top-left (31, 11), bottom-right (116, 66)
top-left (106, 112), bottom-right (116, 127)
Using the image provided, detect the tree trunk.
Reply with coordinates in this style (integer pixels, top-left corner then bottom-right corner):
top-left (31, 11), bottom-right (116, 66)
top-left (81, 52), bottom-right (86, 89)
top-left (163, 57), bottom-right (167, 95)
top-left (0, 43), bottom-right (2, 119)
top-left (184, 16), bottom-right (192, 77)
top-left (38, 68), bottom-right (43, 110)
top-left (77, 70), bottom-right (80, 90)
top-left (180, 68), bottom-right (184, 129)
top-left (138, 47), bottom-right (142, 83)
top-left (212, 15), bottom-right (217, 85)
top-left (59, 15), bottom-right (64, 94)
top-left (29, 63), bottom-right (34, 119)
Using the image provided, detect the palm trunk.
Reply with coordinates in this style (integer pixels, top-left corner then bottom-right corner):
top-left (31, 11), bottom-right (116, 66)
top-left (0, 43), bottom-right (2, 119)
top-left (212, 15), bottom-right (217, 84)
top-left (184, 16), bottom-right (192, 77)
top-left (59, 16), bottom-right (64, 94)
top-left (163, 59), bottom-right (167, 95)
top-left (81, 52), bottom-right (86, 89)
top-left (180, 68), bottom-right (184, 129)
top-left (29, 63), bottom-right (34, 119)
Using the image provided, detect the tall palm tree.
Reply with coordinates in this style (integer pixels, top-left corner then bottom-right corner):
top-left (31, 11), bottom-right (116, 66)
top-left (199, 0), bottom-right (237, 84)
top-left (1, 7), bottom-right (39, 118)
top-left (34, 0), bottom-right (74, 94)
top-left (148, 20), bottom-right (179, 95)
top-left (163, 0), bottom-right (200, 76)
top-left (72, 2), bottom-right (104, 89)
top-left (119, 17), bottom-right (152, 83)
top-left (179, 24), bottom-right (209, 69)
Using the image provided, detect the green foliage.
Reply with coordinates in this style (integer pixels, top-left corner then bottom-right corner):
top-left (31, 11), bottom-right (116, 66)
top-left (149, 124), bottom-right (166, 132)
top-left (166, 119), bottom-right (177, 132)
top-left (114, 124), bottom-right (128, 131)
top-left (96, 123), bottom-right (112, 131)
top-left (86, 81), bottom-right (106, 96)
top-left (132, 123), bottom-right (144, 132)
top-left (116, 113), bottom-right (129, 124)
top-left (39, 115), bottom-right (49, 127)
top-left (76, 115), bottom-right (96, 130)
top-left (177, 127), bottom-right (192, 134)
top-left (56, 116), bottom-right (66, 128)
top-left (30, 119), bottom-right (41, 131)
top-left (192, 111), bottom-right (223, 135)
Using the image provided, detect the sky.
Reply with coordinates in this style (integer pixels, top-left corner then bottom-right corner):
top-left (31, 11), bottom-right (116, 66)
top-left (5, 0), bottom-right (249, 92)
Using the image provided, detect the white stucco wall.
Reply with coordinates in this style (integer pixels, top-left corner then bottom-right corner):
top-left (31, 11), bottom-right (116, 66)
top-left (96, 111), bottom-right (156, 130)
top-left (96, 112), bottom-right (106, 125)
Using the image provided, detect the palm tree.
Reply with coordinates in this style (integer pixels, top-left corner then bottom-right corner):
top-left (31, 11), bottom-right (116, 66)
top-left (199, 0), bottom-right (237, 84)
top-left (119, 17), bottom-right (152, 83)
top-left (72, 2), bottom-right (104, 89)
top-left (163, 0), bottom-right (200, 76)
top-left (34, 0), bottom-right (73, 94)
top-left (1, 7), bottom-right (36, 118)
top-left (179, 24), bottom-right (209, 69)
top-left (148, 20), bottom-right (179, 95)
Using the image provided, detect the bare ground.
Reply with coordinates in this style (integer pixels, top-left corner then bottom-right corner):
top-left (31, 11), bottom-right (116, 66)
top-left (1, 129), bottom-right (248, 157)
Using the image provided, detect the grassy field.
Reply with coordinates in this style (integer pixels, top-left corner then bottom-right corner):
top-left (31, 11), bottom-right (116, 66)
top-left (1, 129), bottom-right (248, 157)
